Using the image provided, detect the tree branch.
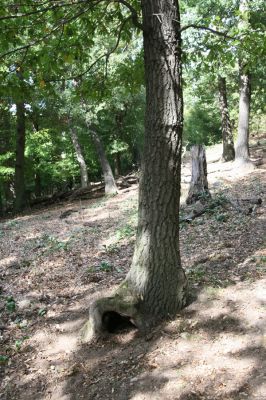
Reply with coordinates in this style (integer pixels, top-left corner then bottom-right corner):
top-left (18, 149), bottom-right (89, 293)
top-left (0, 5), bottom-right (96, 60)
top-left (0, 0), bottom-right (89, 21)
top-left (114, 0), bottom-right (143, 30)
top-left (46, 15), bottom-right (131, 82)
top-left (180, 24), bottom-right (235, 39)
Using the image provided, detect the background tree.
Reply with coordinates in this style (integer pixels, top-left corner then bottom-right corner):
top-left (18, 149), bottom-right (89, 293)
top-left (218, 75), bottom-right (235, 161)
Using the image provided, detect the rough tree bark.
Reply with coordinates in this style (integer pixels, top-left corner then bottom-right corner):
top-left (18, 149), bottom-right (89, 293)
top-left (235, 69), bottom-right (251, 163)
top-left (14, 71), bottom-right (26, 212)
top-left (88, 125), bottom-right (118, 195)
top-left (69, 126), bottom-right (89, 189)
top-left (81, 0), bottom-right (187, 342)
top-left (218, 76), bottom-right (235, 162)
top-left (186, 145), bottom-right (210, 205)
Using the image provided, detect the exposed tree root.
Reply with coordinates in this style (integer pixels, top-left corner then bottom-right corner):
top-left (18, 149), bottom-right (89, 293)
top-left (80, 284), bottom-right (146, 343)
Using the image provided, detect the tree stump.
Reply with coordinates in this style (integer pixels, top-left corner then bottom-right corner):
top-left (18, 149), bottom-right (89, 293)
top-left (186, 145), bottom-right (211, 204)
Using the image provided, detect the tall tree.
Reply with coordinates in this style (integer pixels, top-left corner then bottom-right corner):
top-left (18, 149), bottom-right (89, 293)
top-left (69, 124), bottom-right (89, 189)
top-left (87, 124), bottom-right (118, 195)
top-left (235, 69), bottom-right (251, 162)
top-left (14, 69), bottom-right (26, 212)
top-left (218, 75), bottom-right (235, 161)
top-left (82, 0), bottom-right (187, 341)
top-left (235, 0), bottom-right (252, 163)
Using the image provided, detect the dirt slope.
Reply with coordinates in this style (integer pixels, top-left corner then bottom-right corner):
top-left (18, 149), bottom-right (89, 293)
top-left (0, 142), bottom-right (265, 400)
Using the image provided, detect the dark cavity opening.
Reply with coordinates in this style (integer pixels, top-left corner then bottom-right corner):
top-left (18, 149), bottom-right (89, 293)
top-left (102, 311), bottom-right (135, 333)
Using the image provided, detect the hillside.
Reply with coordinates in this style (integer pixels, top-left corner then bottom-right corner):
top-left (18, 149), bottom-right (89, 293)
top-left (0, 141), bottom-right (265, 400)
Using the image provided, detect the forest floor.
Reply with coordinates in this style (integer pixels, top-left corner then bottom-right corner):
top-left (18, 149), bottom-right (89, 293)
top-left (0, 138), bottom-right (265, 400)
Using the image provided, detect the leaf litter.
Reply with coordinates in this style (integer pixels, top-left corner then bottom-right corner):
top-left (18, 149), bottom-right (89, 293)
top-left (0, 142), bottom-right (265, 400)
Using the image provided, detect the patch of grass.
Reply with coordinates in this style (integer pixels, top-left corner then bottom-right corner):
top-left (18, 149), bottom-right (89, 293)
top-left (187, 265), bottom-right (205, 282)
top-left (116, 224), bottom-right (136, 240)
top-left (88, 260), bottom-right (113, 273)
top-left (7, 220), bottom-right (20, 228)
top-left (98, 261), bottom-right (113, 272)
top-left (214, 213), bottom-right (229, 222)
top-left (103, 243), bottom-right (120, 254)
top-left (39, 234), bottom-right (70, 253)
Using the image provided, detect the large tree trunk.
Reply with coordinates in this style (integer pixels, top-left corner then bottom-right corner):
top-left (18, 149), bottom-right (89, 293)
top-left (69, 126), bottom-right (89, 189)
top-left (88, 125), bottom-right (118, 195)
top-left (235, 69), bottom-right (251, 163)
top-left (14, 99), bottom-right (26, 212)
top-left (218, 76), bottom-right (235, 162)
top-left (186, 145), bottom-right (210, 204)
top-left (81, 0), bottom-right (187, 342)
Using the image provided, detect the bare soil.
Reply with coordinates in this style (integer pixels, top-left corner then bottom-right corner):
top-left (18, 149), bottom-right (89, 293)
top-left (0, 141), bottom-right (265, 400)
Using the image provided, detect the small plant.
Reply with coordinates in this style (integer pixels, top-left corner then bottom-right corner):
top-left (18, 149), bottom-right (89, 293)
top-left (198, 191), bottom-right (212, 202)
top-left (214, 213), bottom-right (228, 222)
top-left (40, 234), bottom-right (69, 253)
top-left (0, 355), bottom-right (9, 364)
top-left (38, 307), bottom-right (47, 317)
top-left (6, 296), bottom-right (16, 313)
top-left (187, 265), bottom-right (205, 282)
top-left (103, 244), bottom-right (120, 254)
top-left (116, 224), bottom-right (135, 240)
top-left (205, 193), bottom-right (228, 214)
top-left (98, 261), bottom-right (112, 272)
top-left (14, 336), bottom-right (29, 351)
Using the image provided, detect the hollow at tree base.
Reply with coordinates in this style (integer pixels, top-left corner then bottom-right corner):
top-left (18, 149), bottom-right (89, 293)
top-left (80, 281), bottom-right (187, 343)
top-left (79, 285), bottom-right (143, 343)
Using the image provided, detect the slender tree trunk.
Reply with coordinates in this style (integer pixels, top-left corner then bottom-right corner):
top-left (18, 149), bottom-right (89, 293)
top-left (186, 145), bottom-right (210, 204)
top-left (114, 153), bottom-right (121, 177)
top-left (218, 76), bottom-right (235, 161)
top-left (69, 126), bottom-right (89, 189)
top-left (81, 0), bottom-right (187, 342)
top-left (235, 69), bottom-right (251, 162)
top-left (88, 126), bottom-right (118, 195)
top-left (34, 172), bottom-right (42, 198)
top-left (235, 0), bottom-right (252, 164)
top-left (14, 99), bottom-right (26, 212)
top-left (31, 119), bottom-right (42, 198)
top-left (0, 107), bottom-right (13, 209)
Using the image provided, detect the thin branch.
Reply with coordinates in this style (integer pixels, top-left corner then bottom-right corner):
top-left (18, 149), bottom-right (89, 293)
top-left (0, 0), bottom-right (89, 21)
top-left (0, 5), bottom-right (94, 60)
top-left (180, 24), bottom-right (235, 39)
top-left (46, 15), bottom-right (131, 82)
